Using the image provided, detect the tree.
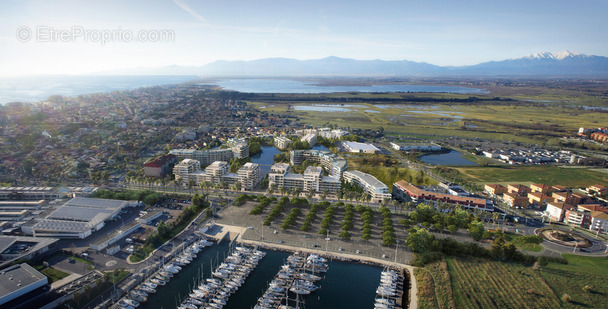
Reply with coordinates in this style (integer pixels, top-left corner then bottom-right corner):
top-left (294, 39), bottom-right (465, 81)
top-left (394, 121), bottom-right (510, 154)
top-left (406, 227), bottom-right (434, 253)
top-left (468, 220), bottom-right (485, 241)
top-left (339, 230), bottom-right (352, 240)
top-left (448, 225), bottom-right (458, 235)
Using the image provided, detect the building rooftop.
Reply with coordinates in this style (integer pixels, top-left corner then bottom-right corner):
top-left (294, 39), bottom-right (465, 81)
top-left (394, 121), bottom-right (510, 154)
top-left (91, 221), bottom-right (141, 247)
top-left (343, 141), bottom-right (379, 151)
top-left (345, 170), bottom-right (387, 189)
top-left (304, 166), bottom-right (323, 175)
top-left (0, 236), bottom-right (58, 258)
top-left (64, 197), bottom-right (128, 210)
top-left (0, 263), bottom-right (47, 301)
top-left (32, 220), bottom-right (92, 233)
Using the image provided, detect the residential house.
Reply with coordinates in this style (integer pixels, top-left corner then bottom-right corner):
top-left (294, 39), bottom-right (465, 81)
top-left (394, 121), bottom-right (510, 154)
top-left (485, 184), bottom-right (507, 196)
top-left (507, 184), bottom-right (531, 196)
top-left (502, 192), bottom-right (529, 208)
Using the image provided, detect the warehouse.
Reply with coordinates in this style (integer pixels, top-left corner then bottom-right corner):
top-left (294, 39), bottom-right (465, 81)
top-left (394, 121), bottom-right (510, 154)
top-left (21, 197), bottom-right (131, 239)
top-left (0, 263), bottom-right (48, 306)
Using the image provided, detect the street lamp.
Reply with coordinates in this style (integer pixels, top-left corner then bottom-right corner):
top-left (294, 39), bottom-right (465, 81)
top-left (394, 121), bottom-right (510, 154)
top-left (394, 240), bottom-right (399, 264)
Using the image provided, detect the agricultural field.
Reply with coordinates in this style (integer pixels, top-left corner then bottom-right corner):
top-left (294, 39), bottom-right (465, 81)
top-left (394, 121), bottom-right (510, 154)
top-left (416, 254), bottom-right (608, 309)
top-left (454, 165), bottom-right (608, 187)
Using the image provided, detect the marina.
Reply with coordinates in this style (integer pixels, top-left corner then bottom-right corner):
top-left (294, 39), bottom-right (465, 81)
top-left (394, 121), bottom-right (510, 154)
top-left (108, 231), bottom-right (405, 309)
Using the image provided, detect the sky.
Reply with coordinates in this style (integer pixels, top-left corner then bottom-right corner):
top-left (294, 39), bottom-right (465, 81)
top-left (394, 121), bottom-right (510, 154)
top-left (0, 0), bottom-right (606, 76)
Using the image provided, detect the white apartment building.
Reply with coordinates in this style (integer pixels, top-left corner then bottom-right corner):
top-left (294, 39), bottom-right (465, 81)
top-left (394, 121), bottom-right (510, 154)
top-left (274, 136), bottom-right (292, 150)
top-left (229, 139), bottom-right (250, 159)
top-left (268, 163), bottom-right (340, 194)
top-left (290, 150), bottom-right (347, 177)
top-left (170, 148), bottom-right (235, 166)
top-left (301, 133), bottom-right (317, 147)
top-left (343, 170), bottom-right (391, 203)
top-left (202, 161), bottom-right (231, 185)
top-left (318, 128), bottom-right (349, 139)
top-left (173, 159), bottom-right (202, 185)
top-left (173, 159), bottom-right (260, 191)
top-left (390, 142), bottom-right (441, 151)
top-left (590, 211), bottom-right (608, 233)
top-left (238, 163), bottom-right (261, 191)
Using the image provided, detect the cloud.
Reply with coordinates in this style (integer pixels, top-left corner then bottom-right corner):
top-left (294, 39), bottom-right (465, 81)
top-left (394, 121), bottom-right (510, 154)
top-left (172, 0), bottom-right (208, 24)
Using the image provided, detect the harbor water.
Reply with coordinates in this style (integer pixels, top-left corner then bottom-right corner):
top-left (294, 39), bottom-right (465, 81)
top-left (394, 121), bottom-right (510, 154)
top-left (140, 240), bottom-right (383, 309)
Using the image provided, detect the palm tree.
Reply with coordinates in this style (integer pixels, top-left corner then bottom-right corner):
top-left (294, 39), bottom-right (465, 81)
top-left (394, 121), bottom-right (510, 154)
top-left (492, 212), bottom-right (500, 230)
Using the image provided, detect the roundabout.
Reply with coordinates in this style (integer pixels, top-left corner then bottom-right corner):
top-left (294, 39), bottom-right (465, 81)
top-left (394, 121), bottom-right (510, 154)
top-left (538, 228), bottom-right (593, 248)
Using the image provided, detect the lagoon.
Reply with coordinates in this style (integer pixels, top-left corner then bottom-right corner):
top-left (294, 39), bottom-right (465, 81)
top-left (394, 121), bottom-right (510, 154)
top-left (216, 79), bottom-right (488, 94)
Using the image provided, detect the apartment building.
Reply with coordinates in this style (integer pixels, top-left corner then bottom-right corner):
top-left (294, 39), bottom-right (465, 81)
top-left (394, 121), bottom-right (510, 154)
top-left (173, 159), bottom-right (202, 185)
top-left (290, 150), bottom-right (347, 177)
top-left (343, 170), bottom-right (391, 203)
top-left (301, 133), bottom-right (317, 147)
top-left (274, 136), bottom-right (292, 150)
top-left (268, 163), bottom-right (340, 194)
top-left (238, 163), bottom-right (261, 191)
top-left (393, 180), bottom-right (492, 211)
top-left (170, 148), bottom-right (234, 167)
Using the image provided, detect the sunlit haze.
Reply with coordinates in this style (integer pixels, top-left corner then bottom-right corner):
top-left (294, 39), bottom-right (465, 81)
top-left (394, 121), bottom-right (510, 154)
top-left (1, 0), bottom-right (607, 76)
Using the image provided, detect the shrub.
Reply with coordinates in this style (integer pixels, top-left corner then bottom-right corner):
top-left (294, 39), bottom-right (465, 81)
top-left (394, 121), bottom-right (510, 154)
top-left (583, 285), bottom-right (593, 293)
top-left (413, 252), bottom-right (444, 267)
top-left (561, 294), bottom-right (572, 303)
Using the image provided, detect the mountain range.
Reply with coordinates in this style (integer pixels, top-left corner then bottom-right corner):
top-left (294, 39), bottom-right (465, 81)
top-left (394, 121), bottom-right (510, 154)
top-left (104, 51), bottom-right (608, 77)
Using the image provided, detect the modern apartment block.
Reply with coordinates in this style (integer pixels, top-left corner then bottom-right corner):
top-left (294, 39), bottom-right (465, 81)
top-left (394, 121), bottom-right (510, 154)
top-left (229, 139), bottom-right (250, 159)
top-left (290, 149), bottom-right (347, 177)
top-left (173, 159), bottom-right (201, 185)
top-left (301, 133), bottom-right (317, 147)
top-left (343, 170), bottom-right (391, 203)
top-left (268, 163), bottom-right (340, 193)
top-left (169, 148), bottom-right (235, 167)
top-left (237, 163), bottom-right (261, 190)
top-left (274, 136), bottom-right (292, 150)
top-left (173, 159), bottom-right (260, 191)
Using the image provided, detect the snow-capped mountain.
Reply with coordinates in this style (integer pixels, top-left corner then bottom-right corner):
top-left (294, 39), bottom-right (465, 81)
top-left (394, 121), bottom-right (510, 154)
top-left (517, 51), bottom-right (584, 60)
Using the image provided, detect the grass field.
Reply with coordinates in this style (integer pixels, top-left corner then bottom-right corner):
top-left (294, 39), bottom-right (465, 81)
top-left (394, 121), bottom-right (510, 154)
top-left (540, 254), bottom-right (608, 308)
top-left (455, 165), bottom-right (608, 187)
top-left (416, 254), bottom-right (608, 309)
top-left (248, 92), bottom-right (608, 144)
top-left (37, 266), bottom-right (69, 283)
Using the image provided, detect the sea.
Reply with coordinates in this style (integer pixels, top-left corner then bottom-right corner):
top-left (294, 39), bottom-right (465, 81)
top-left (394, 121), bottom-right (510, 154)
top-left (140, 240), bottom-right (385, 309)
top-left (0, 75), bottom-right (199, 104)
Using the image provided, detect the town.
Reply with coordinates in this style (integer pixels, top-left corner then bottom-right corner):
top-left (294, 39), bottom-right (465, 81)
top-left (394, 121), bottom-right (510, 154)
top-left (1, 81), bottom-right (608, 309)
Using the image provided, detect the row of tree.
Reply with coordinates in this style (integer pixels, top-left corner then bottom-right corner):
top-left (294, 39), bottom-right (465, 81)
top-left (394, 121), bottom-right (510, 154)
top-left (281, 208), bottom-right (302, 230)
top-left (300, 203), bottom-right (321, 232)
top-left (380, 207), bottom-right (397, 246)
top-left (361, 207), bottom-right (374, 242)
top-left (263, 197), bottom-right (290, 226)
top-left (338, 204), bottom-right (354, 240)
top-left (318, 205), bottom-right (336, 236)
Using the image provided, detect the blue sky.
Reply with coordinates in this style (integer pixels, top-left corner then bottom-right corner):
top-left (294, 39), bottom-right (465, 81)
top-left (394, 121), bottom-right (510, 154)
top-left (0, 0), bottom-right (606, 75)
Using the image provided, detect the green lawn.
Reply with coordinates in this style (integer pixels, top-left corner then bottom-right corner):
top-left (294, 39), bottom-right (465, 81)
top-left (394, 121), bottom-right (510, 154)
top-left (40, 267), bottom-right (69, 283)
top-left (541, 254), bottom-right (608, 308)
